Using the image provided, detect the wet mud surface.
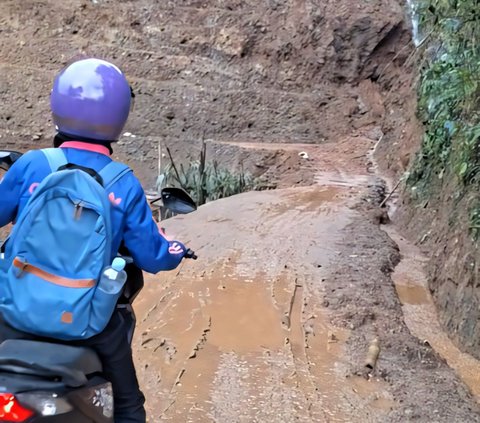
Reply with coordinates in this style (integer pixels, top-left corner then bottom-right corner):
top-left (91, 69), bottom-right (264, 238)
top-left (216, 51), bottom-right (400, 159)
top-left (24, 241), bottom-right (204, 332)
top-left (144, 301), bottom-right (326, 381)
top-left (134, 139), bottom-right (480, 422)
top-left (386, 227), bottom-right (480, 401)
top-left (1, 0), bottom-right (479, 421)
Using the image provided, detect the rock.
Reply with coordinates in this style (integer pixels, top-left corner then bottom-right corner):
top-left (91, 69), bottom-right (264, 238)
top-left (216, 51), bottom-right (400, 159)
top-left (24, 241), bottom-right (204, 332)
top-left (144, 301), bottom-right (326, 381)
top-left (164, 110), bottom-right (175, 120)
top-left (327, 331), bottom-right (338, 343)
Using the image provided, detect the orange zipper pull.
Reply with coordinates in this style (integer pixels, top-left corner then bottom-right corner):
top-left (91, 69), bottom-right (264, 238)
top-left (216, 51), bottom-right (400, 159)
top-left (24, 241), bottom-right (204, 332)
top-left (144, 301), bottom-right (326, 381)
top-left (74, 202), bottom-right (83, 220)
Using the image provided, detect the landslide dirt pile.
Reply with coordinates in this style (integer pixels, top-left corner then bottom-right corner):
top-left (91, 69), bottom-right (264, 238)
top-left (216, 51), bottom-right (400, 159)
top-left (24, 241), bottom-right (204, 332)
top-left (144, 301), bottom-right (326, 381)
top-left (1, 0), bottom-right (408, 186)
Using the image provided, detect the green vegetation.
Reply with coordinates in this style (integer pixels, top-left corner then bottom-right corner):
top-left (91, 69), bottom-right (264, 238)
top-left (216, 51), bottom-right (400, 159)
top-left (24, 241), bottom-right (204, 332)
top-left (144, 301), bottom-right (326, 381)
top-left (159, 142), bottom-right (256, 206)
top-left (409, 0), bottom-right (480, 238)
top-left (163, 159), bottom-right (254, 206)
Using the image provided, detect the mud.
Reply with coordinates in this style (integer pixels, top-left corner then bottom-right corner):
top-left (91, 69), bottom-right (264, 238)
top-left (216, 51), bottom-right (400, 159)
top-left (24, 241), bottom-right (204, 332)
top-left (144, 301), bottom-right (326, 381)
top-left (1, 0), bottom-right (480, 422)
top-left (135, 174), bottom-right (395, 422)
top-left (0, 0), bottom-right (409, 187)
top-left (386, 226), bottom-right (480, 401)
top-left (132, 139), bottom-right (480, 422)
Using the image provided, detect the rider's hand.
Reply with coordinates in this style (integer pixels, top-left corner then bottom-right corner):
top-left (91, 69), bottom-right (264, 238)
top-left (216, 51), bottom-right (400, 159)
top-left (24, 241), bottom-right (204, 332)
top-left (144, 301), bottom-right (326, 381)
top-left (168, 241), bottom-right (187, 257)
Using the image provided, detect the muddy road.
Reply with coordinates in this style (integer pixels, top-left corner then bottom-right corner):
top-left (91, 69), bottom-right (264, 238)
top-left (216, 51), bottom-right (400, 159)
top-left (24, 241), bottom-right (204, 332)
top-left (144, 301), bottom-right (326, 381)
top-left (134, 137), bottom-right (480, 422)
top-left (1, 0), bottom-right (480, 421)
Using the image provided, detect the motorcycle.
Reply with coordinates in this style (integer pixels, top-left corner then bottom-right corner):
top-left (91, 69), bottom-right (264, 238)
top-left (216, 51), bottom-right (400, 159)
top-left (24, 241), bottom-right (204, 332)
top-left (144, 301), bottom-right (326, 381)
top-left (0, 150), bottom-right (197, 422)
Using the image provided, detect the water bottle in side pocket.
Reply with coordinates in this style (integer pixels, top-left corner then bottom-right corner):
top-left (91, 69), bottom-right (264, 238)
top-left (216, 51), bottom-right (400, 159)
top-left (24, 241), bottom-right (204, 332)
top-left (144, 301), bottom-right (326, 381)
top-left (98, 257), bottom-right (127, 295)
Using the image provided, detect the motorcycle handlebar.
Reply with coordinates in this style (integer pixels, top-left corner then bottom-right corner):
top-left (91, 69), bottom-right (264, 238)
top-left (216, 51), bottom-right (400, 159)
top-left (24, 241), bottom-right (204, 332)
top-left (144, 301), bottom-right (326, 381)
top-left (118, 248), bottom-right (198, 263)
top-left (184, 249), bottom-right (198, 260)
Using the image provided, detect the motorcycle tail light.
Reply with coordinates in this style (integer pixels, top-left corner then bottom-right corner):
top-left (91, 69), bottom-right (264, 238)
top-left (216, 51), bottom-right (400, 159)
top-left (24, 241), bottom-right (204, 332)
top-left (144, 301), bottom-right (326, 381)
top-left (0, 393), bottom-right (35, 422)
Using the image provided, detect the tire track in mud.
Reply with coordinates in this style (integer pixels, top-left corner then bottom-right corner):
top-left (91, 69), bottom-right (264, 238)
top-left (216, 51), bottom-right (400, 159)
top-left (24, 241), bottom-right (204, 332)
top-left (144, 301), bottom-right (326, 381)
top-left (2, 0), bottom-right (478, 419)
top-left (133, 147), bottom-right (402, 422)
top-left (132, 136), bottom-right (480, 422)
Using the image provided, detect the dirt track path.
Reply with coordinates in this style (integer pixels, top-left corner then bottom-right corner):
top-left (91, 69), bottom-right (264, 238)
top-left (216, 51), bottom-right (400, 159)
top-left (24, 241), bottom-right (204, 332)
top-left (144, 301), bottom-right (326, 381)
top-left (1, 0), bottom-right (479, 420)
top-left (134, 137), bottom-right (392, 422)
top-left (133, 138), bottom-right (480, 422)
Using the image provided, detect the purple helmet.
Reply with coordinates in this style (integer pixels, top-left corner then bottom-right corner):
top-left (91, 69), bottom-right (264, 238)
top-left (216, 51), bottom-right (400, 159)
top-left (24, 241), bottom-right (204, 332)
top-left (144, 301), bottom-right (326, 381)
top-left (50, 58), bottom-right (132, 141)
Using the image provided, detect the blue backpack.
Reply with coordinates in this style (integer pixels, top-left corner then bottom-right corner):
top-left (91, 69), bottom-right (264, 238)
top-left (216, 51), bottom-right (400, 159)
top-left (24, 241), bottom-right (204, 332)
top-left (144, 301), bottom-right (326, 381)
top-left (0, 148), bottom-right (131, 340)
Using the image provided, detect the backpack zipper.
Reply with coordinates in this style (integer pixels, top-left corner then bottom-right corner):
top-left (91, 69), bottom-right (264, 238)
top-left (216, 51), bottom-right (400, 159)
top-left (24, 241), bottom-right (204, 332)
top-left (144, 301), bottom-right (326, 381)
top-left (74, 201), bottom-right (84, 220)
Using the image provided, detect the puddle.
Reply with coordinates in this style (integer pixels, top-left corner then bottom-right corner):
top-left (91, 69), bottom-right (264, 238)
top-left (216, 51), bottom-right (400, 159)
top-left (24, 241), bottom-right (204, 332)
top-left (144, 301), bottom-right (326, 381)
top-left (285, 185), bottom-right (340, 205)
top-left (314, 171), bottom-right (372, 189)
top-left (138, 256), bottom-right (395, 421)
top-left (264, 186), bottom-right (341, 219)
top-left (135, 186), bottom-right (397, 420)
top-left (304, 307), bottom-right (395, 420)
top-left (349, 376), bottom-right (396, 411)
top-left (206, 276), bottom-right (286, 352)
top-left (395, 284), bottom-right (429, 305)
top-left (386, 225), bottom-right (480, 401)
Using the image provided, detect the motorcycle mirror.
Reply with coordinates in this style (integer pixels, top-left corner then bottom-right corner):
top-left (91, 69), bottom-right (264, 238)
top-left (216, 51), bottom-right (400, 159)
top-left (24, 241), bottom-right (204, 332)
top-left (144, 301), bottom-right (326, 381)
top-left (151, 187), bottom-right (197, 214)
top-left (0, 151), bottom-right (22, 171)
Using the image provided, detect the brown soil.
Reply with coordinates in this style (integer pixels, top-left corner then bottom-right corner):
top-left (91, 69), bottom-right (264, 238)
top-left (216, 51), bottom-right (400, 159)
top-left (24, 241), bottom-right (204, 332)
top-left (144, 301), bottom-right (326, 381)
top-left (1, 0), bottom-right (407, 187)
top-left (1, 0), bottom-right (480, 422)
top-left (136, 140), bottom-right (480, 422)
top-left (386, 170), bottom-right (480, 362)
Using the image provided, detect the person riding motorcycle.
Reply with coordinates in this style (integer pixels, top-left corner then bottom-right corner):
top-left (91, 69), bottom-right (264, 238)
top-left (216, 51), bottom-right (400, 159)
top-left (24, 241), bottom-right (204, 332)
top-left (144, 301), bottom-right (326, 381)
top-left (0, 58), bottom-right (188, 422)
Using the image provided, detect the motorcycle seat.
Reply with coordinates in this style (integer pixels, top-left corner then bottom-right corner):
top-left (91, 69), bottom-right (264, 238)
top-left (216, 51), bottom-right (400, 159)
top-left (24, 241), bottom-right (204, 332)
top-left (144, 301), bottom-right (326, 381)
top-left (0, 339), bottom-right (102, 387)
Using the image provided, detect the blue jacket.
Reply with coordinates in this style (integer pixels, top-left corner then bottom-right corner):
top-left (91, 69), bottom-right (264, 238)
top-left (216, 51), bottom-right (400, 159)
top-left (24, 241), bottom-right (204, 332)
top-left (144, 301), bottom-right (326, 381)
top-left (0, 142), bottom-right (184, 273)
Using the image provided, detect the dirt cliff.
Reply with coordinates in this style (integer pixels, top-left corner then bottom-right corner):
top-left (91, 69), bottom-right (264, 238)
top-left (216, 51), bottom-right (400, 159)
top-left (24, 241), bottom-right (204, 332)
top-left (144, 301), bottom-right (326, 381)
top-left (1, 0), bottom-right (406, 186)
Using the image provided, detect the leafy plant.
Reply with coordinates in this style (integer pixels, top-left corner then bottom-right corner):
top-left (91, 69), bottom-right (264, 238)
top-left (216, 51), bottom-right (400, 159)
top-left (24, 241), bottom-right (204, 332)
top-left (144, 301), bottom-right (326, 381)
top-left (158, 141), bottom-right (256, 206)
top-left (409, 0), bottom-right (480, 187)
top-left (469, 202), bottom-right (480, 241)
top-left (409, 0), bottom-right (480, 236)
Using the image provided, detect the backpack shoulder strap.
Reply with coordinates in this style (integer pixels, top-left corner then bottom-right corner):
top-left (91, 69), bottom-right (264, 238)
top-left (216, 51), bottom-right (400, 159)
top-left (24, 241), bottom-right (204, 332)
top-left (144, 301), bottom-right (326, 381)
top-left (41, 148), bottom-right (68, 172)
top-left (99, 161), bottom-right (132, 190)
